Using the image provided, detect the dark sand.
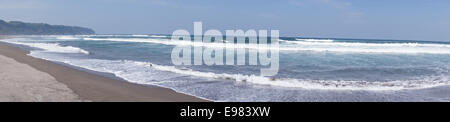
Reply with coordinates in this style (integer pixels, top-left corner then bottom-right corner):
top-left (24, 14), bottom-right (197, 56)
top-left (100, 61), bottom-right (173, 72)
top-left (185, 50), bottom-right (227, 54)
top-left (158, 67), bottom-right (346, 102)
top-left (0, 37), bottom-right (209, 102)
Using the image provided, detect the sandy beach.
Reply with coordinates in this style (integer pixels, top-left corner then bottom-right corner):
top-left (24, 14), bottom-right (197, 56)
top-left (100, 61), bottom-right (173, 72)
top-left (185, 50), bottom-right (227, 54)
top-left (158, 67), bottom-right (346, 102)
top-left (0, 36), bottom-right (208, 102)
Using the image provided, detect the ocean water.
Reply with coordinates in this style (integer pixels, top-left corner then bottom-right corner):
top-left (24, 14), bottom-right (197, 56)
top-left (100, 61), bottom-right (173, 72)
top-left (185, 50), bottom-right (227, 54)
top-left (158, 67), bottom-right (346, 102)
top-left (3, 35), bottom-right (450, 102)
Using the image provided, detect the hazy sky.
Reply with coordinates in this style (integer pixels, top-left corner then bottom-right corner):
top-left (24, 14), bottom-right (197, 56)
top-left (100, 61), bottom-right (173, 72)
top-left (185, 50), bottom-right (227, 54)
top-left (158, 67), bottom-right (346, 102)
top-left (1, 0), bottom-right (450, 41)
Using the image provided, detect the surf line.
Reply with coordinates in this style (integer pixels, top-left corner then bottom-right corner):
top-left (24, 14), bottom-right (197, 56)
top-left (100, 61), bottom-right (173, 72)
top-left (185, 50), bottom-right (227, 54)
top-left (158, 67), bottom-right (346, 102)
top-left (170, 22), bottom-right (280, 77)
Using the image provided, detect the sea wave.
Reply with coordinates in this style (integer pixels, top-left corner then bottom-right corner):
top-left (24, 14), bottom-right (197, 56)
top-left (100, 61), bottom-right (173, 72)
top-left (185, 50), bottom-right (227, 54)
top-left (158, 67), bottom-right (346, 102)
top-left (24, 50), bottom-right (450, 91)
top-left (83, 37), bottom-right (450, 54)
top-left (131, 34), bottom-right (149, 37)
top-left (282, 40), bottom-right (450, 54)
top-left (2, 41), bottom-right (89, 54)
top-left (284, 40), bottom-right (450, 47)
top-left (296, 38), bottom-right (334, 42)
top-left (83, 37), bottom-right (272, 50)
top-left (149, 35), bottom-right (168, 38)
top-left (56, 36), bottom-right (80, 40)
top-left (130, 61), bottom-right (450, 90)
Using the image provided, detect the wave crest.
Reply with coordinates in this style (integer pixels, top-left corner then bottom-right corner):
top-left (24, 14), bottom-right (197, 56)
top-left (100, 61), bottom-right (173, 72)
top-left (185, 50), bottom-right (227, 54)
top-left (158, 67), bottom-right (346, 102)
top-left (83, 37), bottom-right (450, 54)
top-left (46, 57), bottom-right (449, 91)
top-left (296, 38), bottom-right (334, 42)
top-left (2, 41), bottom-right (89, 54)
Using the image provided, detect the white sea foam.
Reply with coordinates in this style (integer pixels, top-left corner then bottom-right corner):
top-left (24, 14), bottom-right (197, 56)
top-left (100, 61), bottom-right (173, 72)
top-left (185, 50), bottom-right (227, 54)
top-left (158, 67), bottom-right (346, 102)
top-left (2, 41), bottom-right (89, 54)
top-left (56, 36), bottom-right (80, 40)
top-left (296, 38), bottom-right (334, 42)
top-left (83, 37), bottom-right (268, 49)
top-left (149, 35), bottom-right (168, 38)
top-left (83, 37), bottom-right (450, 54)
top-left (25, 49), bottom-right (450, 91)
top-left (9, 37), bottom-right (446, 91)
top-left (131, 34), bottom-right (149, 37)
top-left (284, 40), bottom-right (450, 47)
top-left (91, 34), bottom-right (119, 37)
top-left (282, 41), bottom-right (450, 54)
top-left (84, 37), bottom-right (166, 43)
top-left (131, 61), bottom-right (449, 90)
top-left (53, 59), bottom-right (450, 90)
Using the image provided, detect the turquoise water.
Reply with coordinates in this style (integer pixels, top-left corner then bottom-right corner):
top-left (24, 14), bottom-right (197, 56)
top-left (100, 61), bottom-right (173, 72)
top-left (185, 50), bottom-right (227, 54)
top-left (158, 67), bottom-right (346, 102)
top-left (3, 35), bottom-right (450, 101)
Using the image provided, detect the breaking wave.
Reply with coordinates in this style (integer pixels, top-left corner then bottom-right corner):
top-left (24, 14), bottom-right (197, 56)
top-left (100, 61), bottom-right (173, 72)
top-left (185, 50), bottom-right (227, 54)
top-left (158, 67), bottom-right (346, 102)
top-left (56, 36), bottom-right (80, 40)
top-left (296, 38), bottom-right (334, 42)
top-left (2, 41), bottom-right (89, 54)
top-left (24, 55), bottom-right (450, 91)
top-left (83, 37), bottom-right (450, 54)
top-left (133, 61), bottom-right (450, 90)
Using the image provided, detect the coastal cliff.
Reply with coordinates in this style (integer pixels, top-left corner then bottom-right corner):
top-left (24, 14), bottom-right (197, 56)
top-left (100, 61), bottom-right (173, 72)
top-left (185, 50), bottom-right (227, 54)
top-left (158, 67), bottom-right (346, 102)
top-left (0, 19), bottom-right (95, 35)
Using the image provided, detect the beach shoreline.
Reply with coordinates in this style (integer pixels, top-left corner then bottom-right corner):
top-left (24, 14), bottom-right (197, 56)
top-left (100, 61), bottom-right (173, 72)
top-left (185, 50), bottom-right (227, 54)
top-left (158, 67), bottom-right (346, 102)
top-left (0, 36), bottom-right (209, 102)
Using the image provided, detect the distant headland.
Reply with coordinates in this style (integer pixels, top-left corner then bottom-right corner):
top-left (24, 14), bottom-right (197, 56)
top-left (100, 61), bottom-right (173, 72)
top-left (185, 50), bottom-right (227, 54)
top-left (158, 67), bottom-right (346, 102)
top-left (0, 19), bottom-right (95, 35)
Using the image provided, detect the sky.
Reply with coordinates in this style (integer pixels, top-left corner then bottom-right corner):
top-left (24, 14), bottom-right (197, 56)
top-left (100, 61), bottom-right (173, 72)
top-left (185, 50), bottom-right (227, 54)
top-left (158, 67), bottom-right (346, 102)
top-left (1, 0), bottom-right (450, 41)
